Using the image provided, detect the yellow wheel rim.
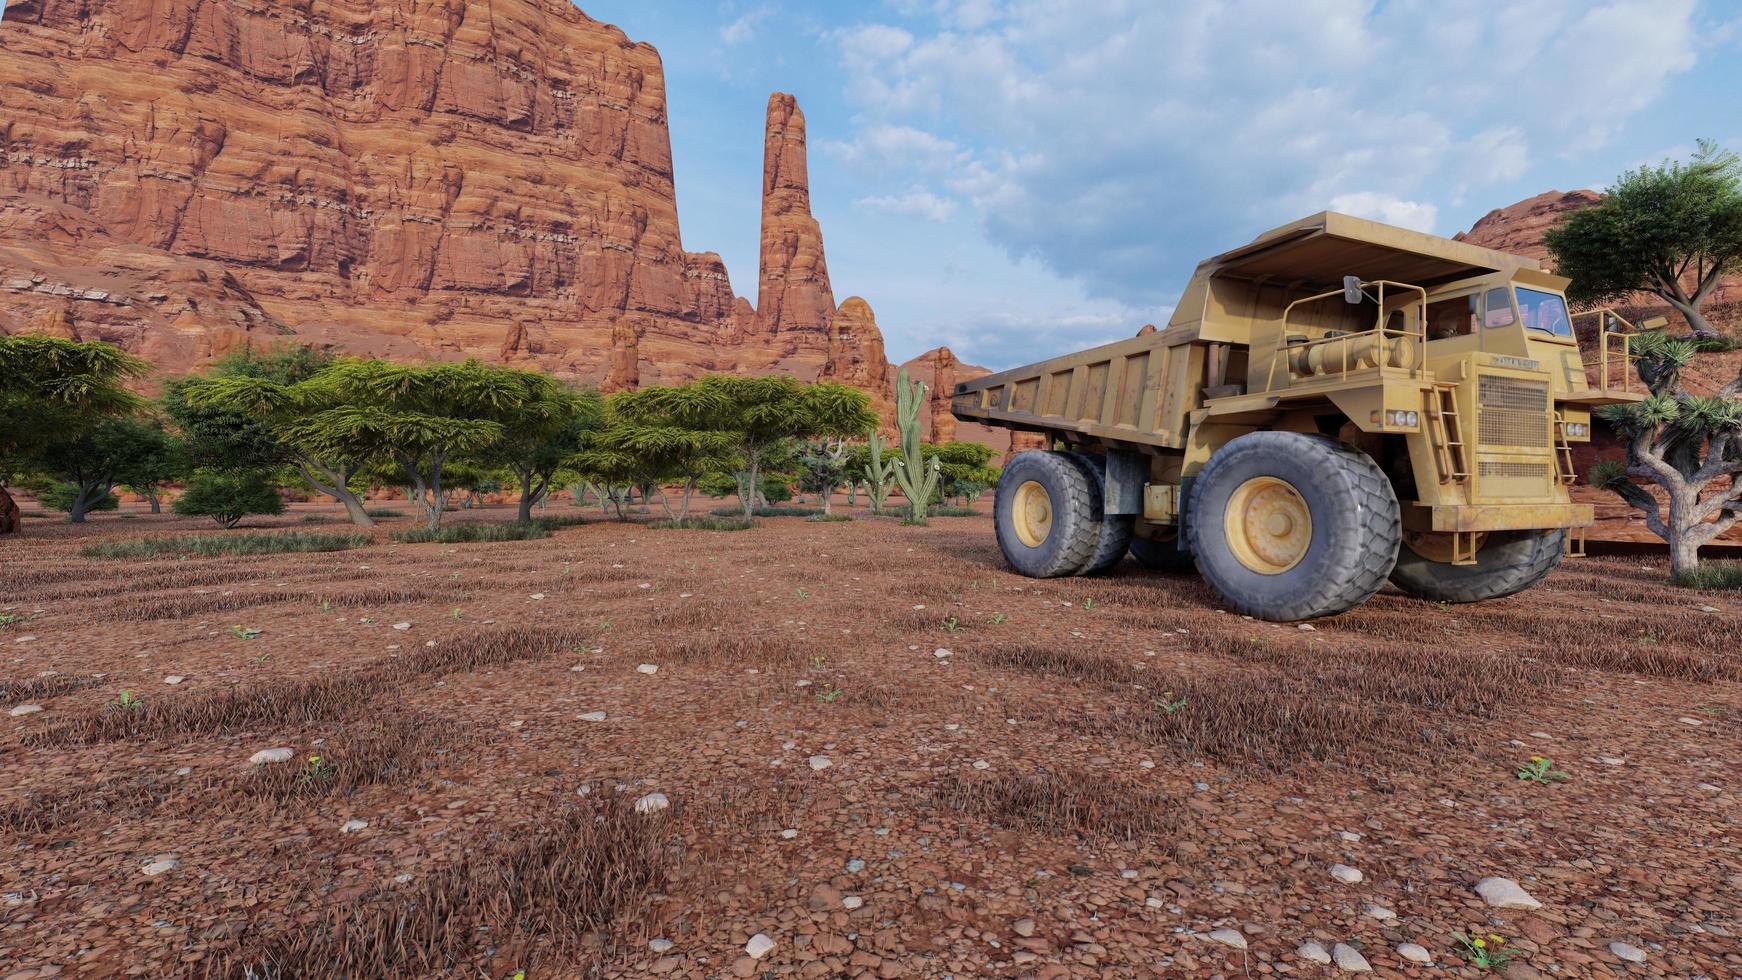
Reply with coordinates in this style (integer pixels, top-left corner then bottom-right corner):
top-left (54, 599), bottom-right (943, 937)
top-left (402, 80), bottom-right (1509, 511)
top-left (1012, 480), bottom-right (1053, 548)
top-left (1224, 476), bottom-right (1312, 575)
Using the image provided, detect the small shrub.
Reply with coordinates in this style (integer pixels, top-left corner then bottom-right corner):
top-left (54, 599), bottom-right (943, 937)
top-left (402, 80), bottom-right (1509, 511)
top-left (365, 508), bottom-right (403, 519)
top-left (172, 472), bottom-right (285, 528)
top-left (1679, 561), bottom-right (1742, 589)
top-left (395, 523), bottom-right (550, 544)
top-left (81, 531), bottom-right (370, 559)
top-left (650, 517), bottom-right (755, 531)
top-left (806, 513), bottom-right (853, 523)
top-left (711, 504), bottom-right (821, 518)
top-left (929, 506), bottom-right (979, 517)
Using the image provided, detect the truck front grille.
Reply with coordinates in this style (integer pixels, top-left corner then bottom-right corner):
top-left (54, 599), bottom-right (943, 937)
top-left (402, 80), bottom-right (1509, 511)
top-left (1477, 376), bottom-right (1550, 448)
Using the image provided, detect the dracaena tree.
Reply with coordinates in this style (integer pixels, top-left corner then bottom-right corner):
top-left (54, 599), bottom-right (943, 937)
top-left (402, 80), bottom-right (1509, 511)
top-left (0, 335), bottom-right (147, 533)
top-left (1590, 331), bottom-right (1742, 581)
top-left (1548, 140), bottom-right (1742, 338)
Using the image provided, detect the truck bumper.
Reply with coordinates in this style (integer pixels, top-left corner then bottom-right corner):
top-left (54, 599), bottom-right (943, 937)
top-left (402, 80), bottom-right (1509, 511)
top-left (1405, 502), bottom-right (1594, 534)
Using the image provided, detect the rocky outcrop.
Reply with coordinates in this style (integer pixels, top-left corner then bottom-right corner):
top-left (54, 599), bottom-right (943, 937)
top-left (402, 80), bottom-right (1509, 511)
top-left (756, 94), bottom-right (835, 346)
top-left (0, 1), bottom-right (896, 395)
top-left (896, 347), bottom-right (1015, 456)
top-left (820, 297), bottom-right (892, 414)
top-left (604, 320), bottom-right (640, 391)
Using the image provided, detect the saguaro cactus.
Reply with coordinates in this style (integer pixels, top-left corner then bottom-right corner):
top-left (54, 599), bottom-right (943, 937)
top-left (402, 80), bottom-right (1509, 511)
top-left (862, 430), bottom-right (898, 514)
top-left (891, 367), bottom-right (942, 523)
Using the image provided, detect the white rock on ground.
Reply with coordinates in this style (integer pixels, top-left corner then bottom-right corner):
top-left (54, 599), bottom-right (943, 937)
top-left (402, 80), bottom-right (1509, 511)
top-left (779, 828), bottom-right (798, 839)
top-left (633, 792), bottom-right (669, 815)
top-left (1332, 943), bottom-right (1372, 972)
top-left (1362, 902), bottom-right (1395, 921)
top-left (842, 896), bottom-right (863, 910)
top-left (142, 857), bottom-right (179, 876)
top-left (745, 933), bottom-right (776, 959)
top-left (636, 664), bottom-right (659, 675)
top-left (1205, 928), bottom-right (1248, 950)
top-left (649, 938), bottom-right (674, 953)
top-left (1297, 942), bottom-right (1332, 964)
top-left (9, 704), bottom-right (43, 717)
top-left (1609, 941), bottom-right (1647, 963)
top-left (163, 675), bottom-right (186, 685)
top-left (933, 648), bottom-right (952, 658)
top-left (249, 747), bottom-right (296, 765)
top-left (1330, 863), bottom-right (1365, 884)
top-left (577, 711), bottom-right (607, 722)
top-left (1475, 876), bottom-right (1542, 910)
top-left (1398, 943), bottom-right (1432, 964)
top-left (808, 756), bottom-right (832, 771)
top-left (392, 622), bottom-right (412, 630)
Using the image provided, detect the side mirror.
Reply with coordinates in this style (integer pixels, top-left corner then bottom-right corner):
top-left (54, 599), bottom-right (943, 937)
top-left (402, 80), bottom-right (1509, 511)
top-left (1343, 276), bottom-right (1364, 304)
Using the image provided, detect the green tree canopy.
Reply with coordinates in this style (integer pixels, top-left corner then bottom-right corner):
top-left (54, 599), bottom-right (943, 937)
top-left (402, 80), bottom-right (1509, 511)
top-left (478, 382), bottom-right (605, 523)
top-left (576, 383), bottom-right (739, 519)
top-left (1547, 140), bottom-right (1742, 336)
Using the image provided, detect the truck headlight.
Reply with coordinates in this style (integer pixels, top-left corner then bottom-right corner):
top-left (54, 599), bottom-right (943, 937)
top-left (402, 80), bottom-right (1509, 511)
top-left (1386, 410), bottom-right (1419, 427)
top-left (1565, 422), bottom-right (1589, 438)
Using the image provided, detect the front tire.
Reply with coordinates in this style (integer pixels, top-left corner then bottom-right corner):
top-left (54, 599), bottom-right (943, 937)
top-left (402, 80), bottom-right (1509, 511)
top-left (993, 451), bottom-right (1101, 578)
top-left (1187, 432), bottom-right (1400, 621)
top-left (1389, 529), bottom-right (1565, 603)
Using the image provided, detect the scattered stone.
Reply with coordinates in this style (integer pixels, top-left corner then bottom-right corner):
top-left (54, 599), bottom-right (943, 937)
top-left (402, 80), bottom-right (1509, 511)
top-left (1013, 917), bottom-right (1037, 938)
top-left (9, 704), bottom-right (43, 717)
top-left (1297, 623), bottom-right (1316, 631)
top-left (249, 747), bottom-right (296, 765)
top-left (340, 819), bottom-right (368, 834)
top-left (1332, 943), bottom-right (1371, 972)
top-left (649, 938), bottom-right (674, 953)
top-left (163, 675), bottom-right (186, 685)
top-left (1330, 863), bottom-right (1365, 884)
top-left (636, 663), bottom-right (659, 675)
top-left (808, 755), bottom-right (832, 771)
top-left (1398, 943), bottom-right (1431, 964)
top-left (1205, 928), bottom-right (1248, 950)
top-left (633, 792), bottom-right (669, 815)
top-left (744, 933), bottom-right (776, 959)
top-left (1297, 941), bottom-right (1332, 964)
top-left (1609, 941), bottom-right (1647, 964)
top-left (391, 621), bottom-right (411, 631)
top-left (1597, 756), bottom-right (1625, 765)
top-left (841, 895), bottom-right (863, 910)
top-left (807, 883), bottom-right (844, 909)
top-left (1697, 782), bottom-right (1721, 792)
top-left (1362, 902), bottom-right (1395, 921)
top-left (933, 648), bottom-right (952, 658)
top-left (1338, 830), bottom-right (1362, 842)
top-left (577, 711), bottom-right (607, 722)
top-left (1475, 876), bottom-right (1542, 910)
top-left (174, 766), bottom-right (193, 776)
top-left (14, 635), bottom-right (38, 644)
top-left (972, 759), bottom-right (990, 770)
top-left (529, 593), bottom-right (546, 600)
top-left (779, 828), bottom-right (798, 839)
top-left (142, 857), bottom-right (179, 876)
top-left (1676, 716), bottom-right (1702, 726)
top-left (845, 859), bottom-right (866, 873)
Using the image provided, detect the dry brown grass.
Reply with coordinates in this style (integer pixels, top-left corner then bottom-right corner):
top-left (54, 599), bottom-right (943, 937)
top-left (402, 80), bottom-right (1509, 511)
top-left (28, 626), bottom-right (587, 746)
top-left (936, 769), bottom-right (1184, 841)
top-left (0, 673), bottom-right (98, 703)
top-left (649, 599), bottom-right (730, 629)
top-left (663, 633), bottom-right (812, 670)
top-left (227, 799), bottom-right (671, 977)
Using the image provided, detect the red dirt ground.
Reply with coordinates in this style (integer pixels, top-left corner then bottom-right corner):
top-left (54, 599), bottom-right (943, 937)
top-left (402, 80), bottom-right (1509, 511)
top-left (1, 500), bottom-right (1737, 978)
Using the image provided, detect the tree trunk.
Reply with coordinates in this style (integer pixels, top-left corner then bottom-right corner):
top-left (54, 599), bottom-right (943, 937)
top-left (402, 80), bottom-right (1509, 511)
top-left (69, 480), bottom-right (109, 523)
top-left (742, 452), bottom-right (760, 520)
top-left (338, 490), bottom-right (375, 527)
top-left (145, 487), bottom-right (161, 514)
top-left (0, 486), bottom-right (19, 535)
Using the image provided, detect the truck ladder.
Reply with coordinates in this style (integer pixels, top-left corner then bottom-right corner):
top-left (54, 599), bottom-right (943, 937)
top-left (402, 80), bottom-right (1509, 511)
top-left (1426, 383), bottom-right (1470, 486)
top-left (1552, 412), bottom-right (1577, 486)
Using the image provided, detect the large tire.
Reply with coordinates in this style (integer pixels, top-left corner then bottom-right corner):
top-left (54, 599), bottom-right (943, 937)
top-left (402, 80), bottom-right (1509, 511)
top-left (1130, 531), bottom-right (1195, 572)
top-left (1063, 451), bottom-right (1133, 575)
top-left (993, 451), bottom-right (1101, 578)
top-left (1187, 433), bottom-right (1400, 621)
top-left (1389, 529), bottom-right (1565, 603)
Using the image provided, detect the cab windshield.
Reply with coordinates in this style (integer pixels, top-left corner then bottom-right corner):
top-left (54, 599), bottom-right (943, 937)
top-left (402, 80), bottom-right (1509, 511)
top-left (1516, 287), bottom-right (1572, 338)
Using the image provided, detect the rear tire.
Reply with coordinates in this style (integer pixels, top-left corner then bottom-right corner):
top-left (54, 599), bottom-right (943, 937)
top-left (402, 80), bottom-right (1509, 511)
top-left (1389, 529), bottom-right (1565, 603)
top-left (1130, 531), bottom-right (1195, 572)
top-left (1063, 451), bottom-right (1133, 575)
top-left (993, 451), bottom-right (1101, 578)
top-left (1187, 432), bottom-right (1400, 621)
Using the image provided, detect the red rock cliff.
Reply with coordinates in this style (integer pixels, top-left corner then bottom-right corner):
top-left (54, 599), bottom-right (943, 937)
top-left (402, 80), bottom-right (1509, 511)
top-left (0, 0), bottom-right (892, 398)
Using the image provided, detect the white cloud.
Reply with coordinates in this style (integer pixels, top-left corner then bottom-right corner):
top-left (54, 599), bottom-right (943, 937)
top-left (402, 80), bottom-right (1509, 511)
top-left (1326, 192), bottom-right (1439, 233)
top-left (856, 189), bottom-right (959, 222)
top-left (719, 6), bottom-right (771, 45)
top-left (828, 0), bottom-right (1702, 306)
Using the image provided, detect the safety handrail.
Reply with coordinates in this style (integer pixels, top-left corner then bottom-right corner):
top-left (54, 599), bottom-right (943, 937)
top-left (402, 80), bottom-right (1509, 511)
top-left (1265, 279), bottom-right (1429, 393)
top-left (1569, 308), bottom-right (1639, 394)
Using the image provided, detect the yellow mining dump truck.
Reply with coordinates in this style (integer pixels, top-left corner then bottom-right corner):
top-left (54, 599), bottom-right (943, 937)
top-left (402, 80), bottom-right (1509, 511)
top-left (951, 212), bottom-right (1647, 621)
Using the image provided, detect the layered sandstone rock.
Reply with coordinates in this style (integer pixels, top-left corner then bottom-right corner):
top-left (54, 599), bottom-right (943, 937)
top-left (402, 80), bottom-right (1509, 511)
top-left (0, 1), bottom-right (894, 396)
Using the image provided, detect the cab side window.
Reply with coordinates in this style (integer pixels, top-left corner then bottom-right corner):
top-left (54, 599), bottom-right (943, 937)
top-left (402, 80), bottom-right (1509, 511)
top-left (1482, 287), bottom-right (1516, 328)
top-left (1426, 295), bottom-right (1477, 339)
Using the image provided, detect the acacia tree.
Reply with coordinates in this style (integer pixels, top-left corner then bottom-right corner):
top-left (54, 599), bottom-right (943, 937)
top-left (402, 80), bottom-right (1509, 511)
top-left (119, 422), bottom-right (187, 514)
top-left (0, 336), bottom-right (147, 533)
top-left (480, 383), bottom-right (604, 524)
top-left (589, 384), bottom-right (738, 521)
top-left (1548, 140), bottom-right (1742, 337)
top-left (1590, 331), bottom-right (1742, 580)
top-left (624, 375), bottom-right (877, 519)
top-left (34, 416), bottom-right (171, 523)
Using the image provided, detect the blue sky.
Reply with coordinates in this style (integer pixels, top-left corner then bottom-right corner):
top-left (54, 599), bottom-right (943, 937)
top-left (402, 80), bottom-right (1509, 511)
top-left (581, 0), bottom-right (1742, 371)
